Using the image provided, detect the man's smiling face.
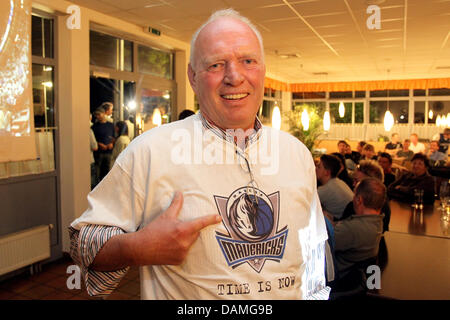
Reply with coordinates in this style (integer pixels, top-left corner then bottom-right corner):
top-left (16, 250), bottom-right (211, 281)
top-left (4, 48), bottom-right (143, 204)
top-left (188, 17), bottom-right (266, 131)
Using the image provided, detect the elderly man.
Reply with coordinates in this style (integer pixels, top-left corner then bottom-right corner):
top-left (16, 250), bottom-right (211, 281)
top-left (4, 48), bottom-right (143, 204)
top-left (69, 9), bottom-right (328, 300)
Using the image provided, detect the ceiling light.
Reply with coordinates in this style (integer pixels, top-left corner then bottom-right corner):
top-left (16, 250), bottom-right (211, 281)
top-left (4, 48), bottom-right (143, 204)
top-left (323, 110), bottom-right (331, 132)
top-left (272, 105), bottom-right (281, 130)
top-left (152, 108), bottom-right (162, 127)
top-left (384, 110), bottom-right (394, 132)
top-left (339, 102), bottom-right (345, 118)
top-left (301, 109), bottom-right (310, 131)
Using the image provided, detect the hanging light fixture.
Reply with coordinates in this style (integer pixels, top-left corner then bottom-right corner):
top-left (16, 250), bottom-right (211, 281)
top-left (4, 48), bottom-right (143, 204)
top-left (383, 70), bottom-right (394, 132)
top-left (272, 103), bottom-right (281, 130)
top-left (301, 108), bottom-right (310, 131)
top-left (152, 108), bottom-right (162, 126)
top-left (428, 108), bottom-right (433, 120)
top-left (323, 110), bottom-right (331, 131)
top-left (437, 115), bottom-right (442, 127)
top-left (339, 101), bottom-right (345, 118)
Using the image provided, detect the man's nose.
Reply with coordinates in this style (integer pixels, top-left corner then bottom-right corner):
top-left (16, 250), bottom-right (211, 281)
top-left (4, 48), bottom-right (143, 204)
top-left (223, 61), bottom-right (245, 86)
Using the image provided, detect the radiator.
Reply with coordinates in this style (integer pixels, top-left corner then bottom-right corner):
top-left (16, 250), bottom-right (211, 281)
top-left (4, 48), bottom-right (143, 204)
top-left (0, 225), bottom-right (51, 276)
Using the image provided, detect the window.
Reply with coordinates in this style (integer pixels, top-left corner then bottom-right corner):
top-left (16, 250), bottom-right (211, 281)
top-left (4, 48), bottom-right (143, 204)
top-left (370, 89), bottom-right (409, 97)
top-left (414, 101), bottom-right (426, 124)
top-left (355, 102), bottom-right (364, 123)
top-left (429, 88), bottom-right (450, 96)
top-left (429, 101), bottom-right (450, 124)
top-left (138, 45), bottom-right (173, 79)
top-left (32, 64), bottom-right (55, 128)
top-left (329, 91), bottom-right (352, 99)
top-left (370, 101), bottom-right (408, 124)
top-left (329, 102), bottom-right (352, 123)
top-left (90, 31), bottom-right (133, 72)
top-left (292, 92), bottom-right (326, 99)
top-left (1, 14), bottom-right (57, 179)
top-left (31, 15), bottom-right (53, 58)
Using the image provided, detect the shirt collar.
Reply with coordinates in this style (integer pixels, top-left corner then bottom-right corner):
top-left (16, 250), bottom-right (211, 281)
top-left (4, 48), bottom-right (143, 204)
top-left (197, 110), bottom-right (263, 148)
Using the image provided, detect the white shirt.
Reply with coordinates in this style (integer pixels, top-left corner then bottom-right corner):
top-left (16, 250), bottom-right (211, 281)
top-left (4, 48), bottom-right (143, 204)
top-left (71, 114), bottom-right (328, 300)
top-left (409, 142), bottom-right (426, 154)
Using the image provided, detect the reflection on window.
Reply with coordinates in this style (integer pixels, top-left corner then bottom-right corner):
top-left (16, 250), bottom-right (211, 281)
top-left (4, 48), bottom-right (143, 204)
top-left (138, 45), bottom-right (173, 79)
top-left (414, 101), bottom-right (425, 124)
top-left (330, 102), bottom-right (352, 123)
top-left (429, 101), bottom-right (450, 124)
top-left (139, 89), bottom-right (171, 132)
top-left (355, 102), bottom-right (364, 123)
top-left (32, 64), bottom-right (55, 128)
top-left (90, 31), bottom-right (133, 71)
top-left (370, 90), bottom-right (409, 97)
top-left (329, 91), bottom-right (352, 99)
top-left (370, 101), bottom-right (408, 124)
top-left (292, 102), bottom-right (326, 116)
top-left (264, 88), bottom-right (281, 99)
top-left (292, 92), bottom-right (326, 99)
top-left (31, 15), bottom-right (53, 58)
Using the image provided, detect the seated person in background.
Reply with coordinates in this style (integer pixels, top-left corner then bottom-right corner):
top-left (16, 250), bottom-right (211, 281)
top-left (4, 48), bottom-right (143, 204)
top-left (356, 141), bottom-right (366, 156)
top-left (409, 133), bottom-right (426, 154)
top-left (178, 109), bottom-right (196, 120)
top-left (110, 121), bottom-right (131, 170)
top-left (378, 152), bottom-right (396, 188)
top-left (333, 177), bottom-right (385, 279)
top-left (384, 132), bottom-right (402, 156)
top-left (337, 140), bottom-right (348, 157)
top-left (395, 138), bottom-right (414, 162)
top-left (316, 154), bottom-right (354, 221)
top-left (361, 143), bottom-right (378, 160)
top-left (387, 153), bottom-right (435, 205)
top-left (428, 140), bottom-right (447, 167)
top-left (344, 143), bottom-right (361, 170)
top-left (331, 152), bottom-right (354, 190)
top-left (339, 160), bottom-right (390, 233)
top-left (432, 128), bottom-right (450, 155)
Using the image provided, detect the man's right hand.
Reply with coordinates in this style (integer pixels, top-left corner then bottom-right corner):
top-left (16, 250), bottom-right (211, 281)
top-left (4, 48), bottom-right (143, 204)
top-left (90, 192), bottom-right (222, 271)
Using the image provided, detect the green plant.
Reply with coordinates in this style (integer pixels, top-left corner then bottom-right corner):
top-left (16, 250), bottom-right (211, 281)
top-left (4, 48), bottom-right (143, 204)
top-left (285, 104), bottom-right (324, 152)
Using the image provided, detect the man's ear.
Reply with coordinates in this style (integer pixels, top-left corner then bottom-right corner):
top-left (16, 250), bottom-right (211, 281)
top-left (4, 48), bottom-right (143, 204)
top-left (187, 63), bottom-right (197, 92)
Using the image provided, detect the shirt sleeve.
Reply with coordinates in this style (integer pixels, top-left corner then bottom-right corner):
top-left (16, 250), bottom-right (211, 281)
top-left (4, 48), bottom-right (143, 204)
top-left (68, 225), bottom-right (129, 297)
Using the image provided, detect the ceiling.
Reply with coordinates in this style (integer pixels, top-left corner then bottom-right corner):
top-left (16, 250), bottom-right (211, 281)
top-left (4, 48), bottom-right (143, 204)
top-left (70, 0), bottom-right (450, 83)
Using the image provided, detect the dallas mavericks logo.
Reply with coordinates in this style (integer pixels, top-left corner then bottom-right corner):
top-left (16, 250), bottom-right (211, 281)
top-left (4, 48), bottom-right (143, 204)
top-left (214, 187), bottom-right (288, 273)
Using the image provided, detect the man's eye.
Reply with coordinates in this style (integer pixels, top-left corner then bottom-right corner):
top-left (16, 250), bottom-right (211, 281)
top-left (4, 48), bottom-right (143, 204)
top-left (243, 59), bottom-right (256, 65)
top-left (208, 63), bottom-right (223, 71)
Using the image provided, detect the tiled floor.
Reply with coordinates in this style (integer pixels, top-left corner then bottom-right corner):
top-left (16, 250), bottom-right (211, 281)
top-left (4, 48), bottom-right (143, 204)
top-left (0, 255), bottom-right (140, 300)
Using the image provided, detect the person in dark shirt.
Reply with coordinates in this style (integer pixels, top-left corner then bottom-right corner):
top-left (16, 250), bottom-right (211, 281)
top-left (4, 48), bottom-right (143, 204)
top-left (92, 106), bottom-right (115, 184)
top-left (339, 160), bottom-right (391, 233)
top-left (395, 138), bottom-right (414, 162)
top-left (384, 132), bottom-right (402, 156)
top-left (378, 152), bottom-right (396, 188)
top-left (387, 153), bottom-right (435, 205)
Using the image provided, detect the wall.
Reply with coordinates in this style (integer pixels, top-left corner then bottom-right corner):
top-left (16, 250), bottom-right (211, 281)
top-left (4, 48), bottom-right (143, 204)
top-left (32, 0), bottom-right (194, 252)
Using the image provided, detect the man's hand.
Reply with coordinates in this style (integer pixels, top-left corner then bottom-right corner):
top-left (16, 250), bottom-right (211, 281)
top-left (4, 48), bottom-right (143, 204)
top-left (90, 192), bottom-right (222, 271)
top-left (130, 191), bottom-right (222, 266)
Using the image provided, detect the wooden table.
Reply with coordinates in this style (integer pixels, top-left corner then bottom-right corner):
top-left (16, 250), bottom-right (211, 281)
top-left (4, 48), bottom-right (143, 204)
top-left (388, 200), bottom-right (450, 239)
top-left (374, 232), bottom-right (450, 300)
top-left (368, 200), bottom-right (450, 299)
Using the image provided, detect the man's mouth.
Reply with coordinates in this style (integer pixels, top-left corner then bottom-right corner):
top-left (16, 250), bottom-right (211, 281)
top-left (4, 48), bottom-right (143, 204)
top-left (221, 93), bottom-right (249, 100)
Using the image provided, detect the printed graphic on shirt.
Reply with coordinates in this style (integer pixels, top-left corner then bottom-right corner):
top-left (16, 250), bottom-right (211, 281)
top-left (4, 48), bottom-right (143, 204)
top-left (214, 187), bottom-right (288, 273)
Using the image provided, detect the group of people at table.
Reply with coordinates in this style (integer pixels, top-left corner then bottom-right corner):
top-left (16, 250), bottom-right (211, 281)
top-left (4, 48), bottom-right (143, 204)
top-left (316, 128), bottom-right (450, 288)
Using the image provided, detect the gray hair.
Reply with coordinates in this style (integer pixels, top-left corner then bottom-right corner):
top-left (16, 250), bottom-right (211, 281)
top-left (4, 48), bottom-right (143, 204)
top-left (189, 8), bottom-right (264, 68)
top-left (357, 159), bottom-right (384, 183)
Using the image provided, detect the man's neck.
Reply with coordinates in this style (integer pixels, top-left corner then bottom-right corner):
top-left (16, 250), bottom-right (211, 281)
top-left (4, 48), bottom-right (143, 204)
top-left (320, 176), bottom-right (332, 185)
